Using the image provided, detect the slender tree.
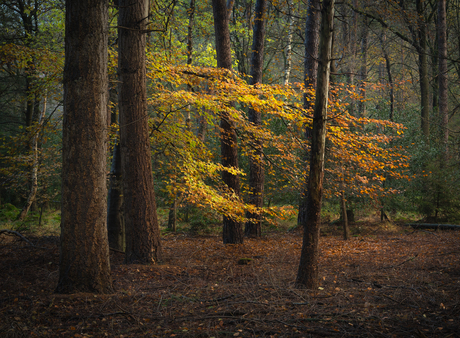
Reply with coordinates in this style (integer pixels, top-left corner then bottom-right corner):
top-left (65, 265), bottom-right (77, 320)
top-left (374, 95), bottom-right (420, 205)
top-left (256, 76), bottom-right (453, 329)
top-left (56, 0), bottom-right (113, 294)
top-left (245, 0), bottom-right (267, 238)
top-left (118, 0), bottom-right (162, 263)
top-left (298, 0), bottom-right (320, 227)
top-left (438, 0), bottom-right (448, 157)
top-left (212, 0), bottom-right (244, 244)
top-left (296, 0), bottom-right (334, 289)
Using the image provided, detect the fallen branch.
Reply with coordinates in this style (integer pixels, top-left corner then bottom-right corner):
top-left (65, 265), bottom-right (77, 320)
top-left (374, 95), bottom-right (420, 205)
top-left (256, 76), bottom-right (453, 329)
top-left (406, 223), bottom-right (460, 230)
top-left (0, 229), bottom-right (34, 246)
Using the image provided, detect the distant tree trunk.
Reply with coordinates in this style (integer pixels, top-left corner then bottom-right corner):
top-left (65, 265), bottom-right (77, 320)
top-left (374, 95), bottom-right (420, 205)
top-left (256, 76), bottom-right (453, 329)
top-left (212, 0), bottom-right (243, 244)
top-left (296, 0), bottom-right (334, 289)
top-left (438, 0), bottom-right (448, 158)
top-left (284, 0), bottom-right (294, 85)
top-left (56, 0), bottom-right (113, 294)
top-left (245, 0), bottom-right (266, 238)
top-left (118, 0), bottom-right (162, 263)
top-left (341, 191), bottom-right (350, 240)
top-left (416, 0), bottom-right (430, 138)
top-left (18, 97), bottom-right (46, 221)
top-left (167, 198), bottom-right (177, 232)
top-left (107, 142), bottom-right (125, 251)
top-left (298, 0), bottom-right (320, 227)
top-left (358, 16), bottom-right (368, 117)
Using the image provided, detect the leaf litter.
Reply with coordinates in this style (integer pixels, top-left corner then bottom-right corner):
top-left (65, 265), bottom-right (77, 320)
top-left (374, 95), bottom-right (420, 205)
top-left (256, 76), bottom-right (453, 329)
top-left (1, 225), bottom-right (459, 337)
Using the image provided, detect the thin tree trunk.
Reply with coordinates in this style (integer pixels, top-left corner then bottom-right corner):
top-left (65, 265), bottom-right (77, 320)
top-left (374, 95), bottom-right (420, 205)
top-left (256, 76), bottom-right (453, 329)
top-left (296, 0), bottom-right (334, 289)
top-left (18, 96), bottom-right (46, 221)
top-left (298, 0), bottom-right (320, 227)
top-left (212, 0), bottom-right (243, 244)
top-left (245, 0), bottom-right (266, 238)
top-left (119, 0), bottom-right (162, 263)
top-left (57, 0), bottom-right (113, 294)
top-left (358, 15), bottom-right (368, 117)
top-left (438, 0), bottom-right (448, 158)
top-left (284, 0), bottom-right (294, 86)
top-left (416, 0), bottom-right (430, 138)
top-left (107, 142), bottom-right (125, 251)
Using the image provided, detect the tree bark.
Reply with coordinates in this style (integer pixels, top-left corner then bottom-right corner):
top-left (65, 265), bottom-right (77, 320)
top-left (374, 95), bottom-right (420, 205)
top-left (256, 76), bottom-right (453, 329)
top-left (298, 0), bottom-right (320, 227)
top-left (212, 0), bottom-right (243, 244)
top-left (118, 0), bottom-right (162, 263)
top-left (296, 0), bottom-right (334, 289)
top-left (245, 0), bottom-right (266, 238)
top-left (56, 0), bottom-right (113, 294)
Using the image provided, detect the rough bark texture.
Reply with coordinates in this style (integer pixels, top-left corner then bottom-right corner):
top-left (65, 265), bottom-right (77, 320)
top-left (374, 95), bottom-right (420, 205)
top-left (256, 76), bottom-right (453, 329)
top-left (296, 0), bottom-right (334, 289)
top-left (245, 0), bottom-right (266, 238)
top-left (298, 0), bottom-right (320, 227)
top-left (212, 0), bottom-right (243, 244)
top-left (56, 0), bottom-right (113, 294)
top-left (118, 0), bottom-right (162, 263)
top-left (437, 0), bottom-right (448, 156)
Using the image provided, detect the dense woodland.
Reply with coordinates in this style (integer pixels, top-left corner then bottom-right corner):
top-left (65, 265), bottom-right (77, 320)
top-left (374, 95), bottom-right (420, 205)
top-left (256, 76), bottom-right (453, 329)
top-left (0, 0), bottom-right (460, 289)
top-left (1, 0), bottom-right (460, 336)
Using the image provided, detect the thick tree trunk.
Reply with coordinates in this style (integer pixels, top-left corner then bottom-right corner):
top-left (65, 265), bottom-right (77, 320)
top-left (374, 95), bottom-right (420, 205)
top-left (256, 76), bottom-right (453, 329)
top-left (245, 0), bottom-right (266, 238)
top-left (296, 0), bottom-right (334, 289)
top-left (118, 0), bottom-right (162, 263)
top-left (56, 0), bottom-right (113, 294)
top-left (298, 0), bottom-right (320, 227)
top-left (212, 0), bottom-right (243, 244)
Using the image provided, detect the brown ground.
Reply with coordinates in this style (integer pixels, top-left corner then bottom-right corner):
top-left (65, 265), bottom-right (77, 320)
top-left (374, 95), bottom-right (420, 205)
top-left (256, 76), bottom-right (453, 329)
top-left (1, 224), bottom-right (459, 337)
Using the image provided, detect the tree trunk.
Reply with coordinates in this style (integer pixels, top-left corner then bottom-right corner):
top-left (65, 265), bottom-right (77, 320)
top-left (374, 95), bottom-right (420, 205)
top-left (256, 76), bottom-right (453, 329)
top-left (167, 198), bottom-right (177, 232)
top-left (18, 97), bottom-right (46, 221)
top-left (284, 0), bottom-right (294, 86)
top-left (416, 0), bottom-right (430, 138)
top-left (107, 142), bottom-right (125, 251)
top-left (341, 191), bottom-right (350, 240)
top-left (358, 15), bottom-right (368, 117)
top-left (212, 0), bottom-right (243, 244)
top-left (298, 0), bottom-right (320, 227)
top-left (56, 0), bottom-right (113, 294)
top-left (438, 0), bottom-right (448, 158)
top-left (245, 0), bottom-right (266, 238)
top-left (296, 0), bottom-right (334, 289)
top-left (118, 0), bottom-right (162, 263)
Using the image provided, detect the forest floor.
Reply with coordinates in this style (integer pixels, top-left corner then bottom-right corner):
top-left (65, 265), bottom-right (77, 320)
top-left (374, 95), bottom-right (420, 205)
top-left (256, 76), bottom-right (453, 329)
top-left (1, 222), bottom-right (460, 337)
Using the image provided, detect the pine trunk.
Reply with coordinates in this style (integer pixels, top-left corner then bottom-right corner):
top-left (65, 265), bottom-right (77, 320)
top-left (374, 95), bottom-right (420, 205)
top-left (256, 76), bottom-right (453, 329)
top-left (57, 0), bottom-right (113, 294)
top-left (118, 0), bottom-right (162, 263)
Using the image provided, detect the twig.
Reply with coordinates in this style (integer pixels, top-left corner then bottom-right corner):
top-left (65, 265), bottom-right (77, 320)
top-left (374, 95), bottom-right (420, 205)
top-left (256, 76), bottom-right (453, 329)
top-left (383, 253), bottom-right (419, 269)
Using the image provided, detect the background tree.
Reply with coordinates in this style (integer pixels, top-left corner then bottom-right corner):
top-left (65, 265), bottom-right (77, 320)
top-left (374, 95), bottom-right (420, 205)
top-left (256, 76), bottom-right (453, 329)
top-left (56, 0), bottom-right (112, 294)
top-left (245, 0), bottom-right (266, 238)
top-left (296, 0), bottom-right (335, 289)
top-left (212, 0), bottom-right (244, 244)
